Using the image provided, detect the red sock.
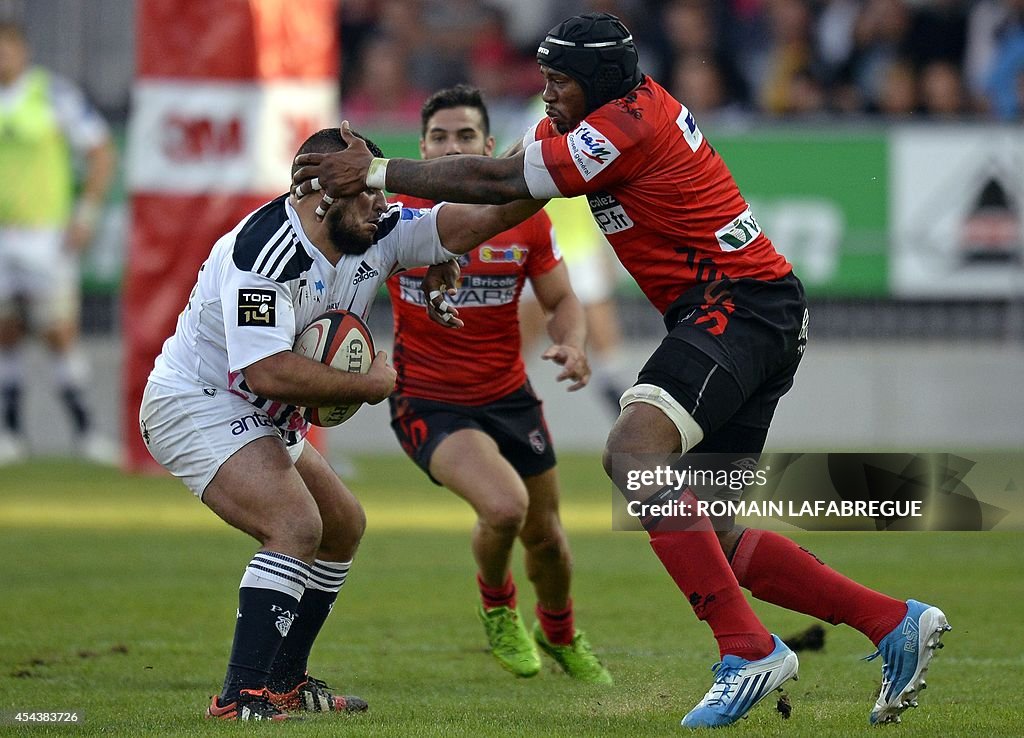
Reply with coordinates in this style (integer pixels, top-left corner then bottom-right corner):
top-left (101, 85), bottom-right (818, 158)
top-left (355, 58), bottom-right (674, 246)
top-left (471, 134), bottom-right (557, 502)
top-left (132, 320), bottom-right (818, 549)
top-left (477, 572), bottom-right (516, 610)
top-left (649, 516), bottom-right (774, 661)
top-left (536, 601), bottom-right (574, 645)
top-left (731, 529), bottom-right (907, 646)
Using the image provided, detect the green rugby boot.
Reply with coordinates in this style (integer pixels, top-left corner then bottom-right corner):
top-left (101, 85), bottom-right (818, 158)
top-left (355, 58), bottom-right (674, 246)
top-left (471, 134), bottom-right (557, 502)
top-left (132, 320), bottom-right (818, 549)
top-left (477, 605), bottom-right (541, 677)
top-left (533, 623), bottom-right (613, 684)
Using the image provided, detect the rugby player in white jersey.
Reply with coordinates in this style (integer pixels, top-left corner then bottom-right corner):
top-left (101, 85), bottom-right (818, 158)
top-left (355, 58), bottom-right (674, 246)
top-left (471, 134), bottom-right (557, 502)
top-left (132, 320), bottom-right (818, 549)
top-left (140, 127), bottom-right (544, 721)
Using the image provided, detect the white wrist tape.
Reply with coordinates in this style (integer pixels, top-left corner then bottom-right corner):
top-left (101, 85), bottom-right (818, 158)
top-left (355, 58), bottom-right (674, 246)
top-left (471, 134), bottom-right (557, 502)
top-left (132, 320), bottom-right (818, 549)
top-left (366, 158), bottom-right (390, 190)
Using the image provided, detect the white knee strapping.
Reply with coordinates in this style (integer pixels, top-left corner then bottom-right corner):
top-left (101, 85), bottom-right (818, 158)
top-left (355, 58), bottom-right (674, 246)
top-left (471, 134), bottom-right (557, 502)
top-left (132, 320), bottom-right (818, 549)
top-left (619, 383), bottom-right (705, 453)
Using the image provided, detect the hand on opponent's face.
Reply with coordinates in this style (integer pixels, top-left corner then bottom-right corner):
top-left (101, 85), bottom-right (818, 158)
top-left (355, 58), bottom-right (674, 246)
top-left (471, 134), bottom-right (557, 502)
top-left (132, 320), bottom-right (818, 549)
top-left (292, 121), bottom-right (373, 221)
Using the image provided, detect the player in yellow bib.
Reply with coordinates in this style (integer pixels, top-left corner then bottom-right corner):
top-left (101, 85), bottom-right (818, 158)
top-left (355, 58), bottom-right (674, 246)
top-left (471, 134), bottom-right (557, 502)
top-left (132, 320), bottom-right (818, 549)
top-left (0, 21), bottom-right (117, 464)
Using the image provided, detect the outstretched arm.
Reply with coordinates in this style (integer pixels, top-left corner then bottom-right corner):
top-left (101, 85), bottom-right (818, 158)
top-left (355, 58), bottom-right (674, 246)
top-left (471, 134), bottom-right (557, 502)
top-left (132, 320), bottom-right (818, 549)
top-left (293, 121), bottom-right (535, 215)
top-left (383, 155), bottom-right (531, 204)
top-left (435, 198), bottom-right (547, 255)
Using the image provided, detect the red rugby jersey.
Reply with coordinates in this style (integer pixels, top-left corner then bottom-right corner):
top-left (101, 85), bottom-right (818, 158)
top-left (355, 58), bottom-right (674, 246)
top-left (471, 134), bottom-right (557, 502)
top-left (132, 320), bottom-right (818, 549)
top-left (387, 195), bottom-right (561, 405)
top-left (523, 75), bottom-right (791, 315)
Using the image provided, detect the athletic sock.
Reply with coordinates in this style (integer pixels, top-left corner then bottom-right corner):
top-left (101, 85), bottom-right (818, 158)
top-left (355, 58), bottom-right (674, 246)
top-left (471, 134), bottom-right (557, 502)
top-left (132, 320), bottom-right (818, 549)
top-left (591, 360), bottom-right (627, 418)
top-left (268, 559), bottom-right (351, 692)
top-left (647, 491), bottom-right (774, 661)
top-left (54, 351), bottom-right (93, 434)
top-left (60, 386), bottom-right (91, 434)
top-left (221, 551), bottom-right (311, 703)
top-left (536, 600), bottom-right (574, 645)
top-left (1, 384), bottom-right (21, 434)
top-left (0, 348), bottom-right (23, 434)
top-left (730, 529), bottom-right (907, 646)
top-left (477, 572), bottom-right (516, 610)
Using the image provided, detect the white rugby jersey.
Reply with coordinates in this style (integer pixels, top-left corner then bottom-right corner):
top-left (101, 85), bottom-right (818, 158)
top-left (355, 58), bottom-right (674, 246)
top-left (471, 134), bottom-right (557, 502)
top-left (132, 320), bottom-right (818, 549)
top-left (148, 195), bottom-right (452, 442)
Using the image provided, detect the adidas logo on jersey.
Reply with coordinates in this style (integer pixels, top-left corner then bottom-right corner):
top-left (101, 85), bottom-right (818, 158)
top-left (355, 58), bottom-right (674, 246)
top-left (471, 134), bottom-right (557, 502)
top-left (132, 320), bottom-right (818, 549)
top-left (352, 261), bottom-right (380, 286)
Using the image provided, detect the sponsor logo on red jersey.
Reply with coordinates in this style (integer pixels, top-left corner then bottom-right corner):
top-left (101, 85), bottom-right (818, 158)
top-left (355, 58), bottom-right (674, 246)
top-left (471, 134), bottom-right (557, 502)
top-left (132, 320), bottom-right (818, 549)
top-left (715, 208), bottom-right (763, 251)
top-left (587, 191), bottom-right (634, 234)
top-left (567, 123), bottom-right (620, 181)
top-left (480, 244), bottom-right (529, 264)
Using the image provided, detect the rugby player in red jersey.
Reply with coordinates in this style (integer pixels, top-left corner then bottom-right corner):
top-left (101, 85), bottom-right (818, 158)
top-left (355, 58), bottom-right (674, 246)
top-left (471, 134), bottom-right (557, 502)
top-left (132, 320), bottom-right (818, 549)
top-left (387, 85), bottom-right (610, 683)
top-left (293, 13), bottom-right (950, 728)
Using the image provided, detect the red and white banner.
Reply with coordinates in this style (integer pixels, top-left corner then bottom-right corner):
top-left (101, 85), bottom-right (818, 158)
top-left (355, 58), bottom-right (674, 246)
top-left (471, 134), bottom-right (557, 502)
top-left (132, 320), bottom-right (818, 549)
top-left (123, 0), bottom-right (339, 470)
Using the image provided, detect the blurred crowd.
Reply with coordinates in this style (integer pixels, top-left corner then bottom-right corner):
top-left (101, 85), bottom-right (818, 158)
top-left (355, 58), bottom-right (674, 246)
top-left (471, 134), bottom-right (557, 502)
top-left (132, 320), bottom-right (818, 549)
top-left (340, 0), bottom-right (1024, 129)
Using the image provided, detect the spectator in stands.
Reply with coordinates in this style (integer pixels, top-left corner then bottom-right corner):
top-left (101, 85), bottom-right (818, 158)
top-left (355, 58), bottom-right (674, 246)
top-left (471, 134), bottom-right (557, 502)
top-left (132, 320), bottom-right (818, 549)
top-left (0, 20), bottom-right (118, 465)
top-left (815, 0), bottom-right (861, 82)
top-left (785, 66), bottom-right (830, 117)
top-left (469, 6), bottom-right (537, 101)
top-left (983, 1), bottom-right (1024, 119)
top-left (342, 35), bottom-right (428, 129)
top-left (842, 0), bottom-right (914, 113)
top-left (904, 0), bottom-right (968, 71)
top-left (964, 0), bottom-right (1024, 111)
top-left (920, 60), bottom-right (970, 118)
top-left (337, 0), bottom-right (377, 100)
top-left (669, 54), bottom-right (751, 123)
top-left (875, 58), bottom-right (919, 118)
top-left (756, 0), bottom-right (823, 116)
top-left (663, 0), bottom-right (751, 111)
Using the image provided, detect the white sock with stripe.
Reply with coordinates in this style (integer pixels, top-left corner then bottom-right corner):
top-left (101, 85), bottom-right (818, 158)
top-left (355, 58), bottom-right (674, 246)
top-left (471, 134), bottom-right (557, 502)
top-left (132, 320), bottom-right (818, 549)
top-left (268, 559), bottom-right (352, 691)
top-left (221, 551), bottom-right (312, 702)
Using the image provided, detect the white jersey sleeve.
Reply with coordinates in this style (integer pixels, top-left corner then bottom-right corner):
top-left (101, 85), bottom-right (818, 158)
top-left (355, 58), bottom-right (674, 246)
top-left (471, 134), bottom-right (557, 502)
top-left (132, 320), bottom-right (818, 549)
top-left (219, 262), bottom-right (297, 373)
top-left (524, 141), bottom-right (562, 199)
top-left (521, 120), bottom-right (541, 148)
top-left (371, 202), bottom-right (457, 276)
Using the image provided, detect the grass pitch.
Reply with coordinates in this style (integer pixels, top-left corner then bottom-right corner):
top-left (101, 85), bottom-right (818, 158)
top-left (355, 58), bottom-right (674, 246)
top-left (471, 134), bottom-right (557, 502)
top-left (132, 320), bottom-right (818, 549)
top-left (2, 455), bottom-right (1022, 737)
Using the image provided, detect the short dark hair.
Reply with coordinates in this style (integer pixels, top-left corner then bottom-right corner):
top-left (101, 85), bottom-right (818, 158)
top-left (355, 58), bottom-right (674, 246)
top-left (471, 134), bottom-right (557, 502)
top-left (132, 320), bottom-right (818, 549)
top-left (419, 84), bottom-right (490, 139)
top-left (291, 128), bottom-right (383, 177)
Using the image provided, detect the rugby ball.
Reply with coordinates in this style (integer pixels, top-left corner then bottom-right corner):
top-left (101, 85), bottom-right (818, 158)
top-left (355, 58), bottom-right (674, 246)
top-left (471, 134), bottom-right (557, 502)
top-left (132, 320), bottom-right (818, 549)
top-left (293, 309), bottom-right (375, 427)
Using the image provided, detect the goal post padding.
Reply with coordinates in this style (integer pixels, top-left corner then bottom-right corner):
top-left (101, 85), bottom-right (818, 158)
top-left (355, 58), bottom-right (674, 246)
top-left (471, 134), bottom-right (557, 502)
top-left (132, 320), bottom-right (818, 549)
top-left (123, 0), bottom-right (339, 470)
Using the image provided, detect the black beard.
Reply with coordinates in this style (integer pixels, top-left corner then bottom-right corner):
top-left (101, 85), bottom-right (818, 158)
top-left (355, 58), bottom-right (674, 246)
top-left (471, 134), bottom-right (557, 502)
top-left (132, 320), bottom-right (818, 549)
top-left (325, 209), bottom-right (373, 256)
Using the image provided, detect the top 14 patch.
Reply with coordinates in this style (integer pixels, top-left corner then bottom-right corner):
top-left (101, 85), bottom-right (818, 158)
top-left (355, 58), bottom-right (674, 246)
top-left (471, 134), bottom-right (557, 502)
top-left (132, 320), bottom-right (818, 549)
top-left (237, 288), bottom-right (277, 327)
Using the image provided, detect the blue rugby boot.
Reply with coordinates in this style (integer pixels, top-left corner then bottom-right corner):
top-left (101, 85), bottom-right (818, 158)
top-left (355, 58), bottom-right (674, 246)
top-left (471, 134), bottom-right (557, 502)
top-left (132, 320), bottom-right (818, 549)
top-left (867, 599), bottom-right (951, 725)
top-left (681, 635), bottom-right (799, 729)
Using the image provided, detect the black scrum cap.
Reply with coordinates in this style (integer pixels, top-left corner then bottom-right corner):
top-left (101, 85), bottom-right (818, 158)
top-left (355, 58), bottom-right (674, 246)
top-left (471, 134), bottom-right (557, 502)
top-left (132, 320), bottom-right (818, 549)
top-left (536, 12), bottom-right (642, 115)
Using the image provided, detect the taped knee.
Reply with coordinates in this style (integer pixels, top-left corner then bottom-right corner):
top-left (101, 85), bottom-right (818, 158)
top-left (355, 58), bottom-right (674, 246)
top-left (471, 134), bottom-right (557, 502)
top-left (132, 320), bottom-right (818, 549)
top-left (619, 383), bottom-right (705, 453)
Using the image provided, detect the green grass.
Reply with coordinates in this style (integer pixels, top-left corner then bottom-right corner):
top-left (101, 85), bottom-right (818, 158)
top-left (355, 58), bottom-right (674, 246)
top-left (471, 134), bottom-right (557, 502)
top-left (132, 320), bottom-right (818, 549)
top-left (2, 456), bottom-right (1022, 737)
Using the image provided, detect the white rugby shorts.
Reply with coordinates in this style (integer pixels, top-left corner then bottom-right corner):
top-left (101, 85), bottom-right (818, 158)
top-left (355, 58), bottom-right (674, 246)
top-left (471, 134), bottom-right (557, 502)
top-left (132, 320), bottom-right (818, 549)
top-left (0, 227), bottom-right (79, 328)
top-left (139, 380), bottom-right (305, 498)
